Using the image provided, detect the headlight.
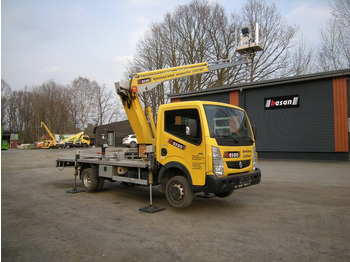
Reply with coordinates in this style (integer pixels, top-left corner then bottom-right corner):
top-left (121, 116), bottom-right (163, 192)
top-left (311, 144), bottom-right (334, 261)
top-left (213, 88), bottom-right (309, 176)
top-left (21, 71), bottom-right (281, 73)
top-left (212, 146), bottom-right (224, 176)
top-left (253, 146), bottom-right (257, 171)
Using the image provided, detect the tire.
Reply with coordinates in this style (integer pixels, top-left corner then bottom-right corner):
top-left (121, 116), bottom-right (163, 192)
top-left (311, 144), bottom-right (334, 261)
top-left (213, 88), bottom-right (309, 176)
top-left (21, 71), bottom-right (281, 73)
top-left (214, 190), bottom-right (234, 198)
top-left (96, 178), bottom-right (105, 191)
top-left (129, 141), bottom-right (137, 148)
top-left (165, 176), bottom-right (194, 208)
top-left (81, 168), bottom-right (99, 192)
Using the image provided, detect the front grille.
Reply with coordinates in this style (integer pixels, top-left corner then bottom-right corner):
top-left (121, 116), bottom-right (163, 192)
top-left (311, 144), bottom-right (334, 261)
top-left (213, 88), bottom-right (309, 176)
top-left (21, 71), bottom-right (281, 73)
top-left (226, 160), bottom-right (251, 169)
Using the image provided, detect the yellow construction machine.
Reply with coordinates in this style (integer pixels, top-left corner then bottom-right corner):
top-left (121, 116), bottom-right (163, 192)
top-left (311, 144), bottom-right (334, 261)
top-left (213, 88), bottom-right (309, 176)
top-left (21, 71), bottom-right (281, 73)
top-left (56, 23), bottom-right (263, 209)
top-left (40, 122), bottom-right (57, 149)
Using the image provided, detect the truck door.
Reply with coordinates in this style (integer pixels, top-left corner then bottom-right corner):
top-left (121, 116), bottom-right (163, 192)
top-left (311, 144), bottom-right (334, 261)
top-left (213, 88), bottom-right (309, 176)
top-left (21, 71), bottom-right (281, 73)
top-left (158, 108), bottom-right (206, 186)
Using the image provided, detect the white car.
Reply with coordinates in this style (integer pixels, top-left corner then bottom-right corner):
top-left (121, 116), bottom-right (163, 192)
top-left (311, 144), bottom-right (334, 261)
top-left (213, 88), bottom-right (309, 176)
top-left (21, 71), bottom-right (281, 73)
top-left (122, 134), bottom-right (138, 148)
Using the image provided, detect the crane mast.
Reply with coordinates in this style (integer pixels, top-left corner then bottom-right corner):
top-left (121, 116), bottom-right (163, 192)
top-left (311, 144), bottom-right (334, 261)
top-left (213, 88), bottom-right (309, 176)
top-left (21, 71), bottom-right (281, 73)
top-left (115, 23), bottom-right (263, 146)
top-left (115, 59), bottom-right (247, 146)
top-left (41, 122), bottom-right (55, 141)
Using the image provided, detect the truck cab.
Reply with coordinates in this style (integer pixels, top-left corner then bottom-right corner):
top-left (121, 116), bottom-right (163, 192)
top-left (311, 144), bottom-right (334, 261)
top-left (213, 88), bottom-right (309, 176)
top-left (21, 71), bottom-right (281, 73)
top-left (155, 101), bottom-right (261, 208)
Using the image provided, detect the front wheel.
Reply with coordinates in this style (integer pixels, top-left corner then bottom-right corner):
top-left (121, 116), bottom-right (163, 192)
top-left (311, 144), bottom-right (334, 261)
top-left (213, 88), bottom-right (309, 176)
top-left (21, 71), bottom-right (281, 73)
top-left (81, 168), bottom-right (99, 192)
top-left (165, 176), bottom-right (194, 208)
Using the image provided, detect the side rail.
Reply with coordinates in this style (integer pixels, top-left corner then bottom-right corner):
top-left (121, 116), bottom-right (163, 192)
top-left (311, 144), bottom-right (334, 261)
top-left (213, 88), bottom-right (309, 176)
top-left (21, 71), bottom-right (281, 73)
top-left (56, 158), bottom-right (75, 170)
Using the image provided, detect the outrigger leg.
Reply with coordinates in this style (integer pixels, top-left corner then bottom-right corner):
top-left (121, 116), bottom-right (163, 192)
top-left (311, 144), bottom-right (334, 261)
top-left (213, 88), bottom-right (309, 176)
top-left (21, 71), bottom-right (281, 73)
top-left (67, 153), bottom-right (85, 194)
top-left (139, 171), bottom-right (164, 213)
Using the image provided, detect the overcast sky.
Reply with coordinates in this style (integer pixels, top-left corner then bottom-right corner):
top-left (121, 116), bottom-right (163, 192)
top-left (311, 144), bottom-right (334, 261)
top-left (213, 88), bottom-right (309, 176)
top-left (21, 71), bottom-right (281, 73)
top-left (1, 0), bottom-right (331, 91)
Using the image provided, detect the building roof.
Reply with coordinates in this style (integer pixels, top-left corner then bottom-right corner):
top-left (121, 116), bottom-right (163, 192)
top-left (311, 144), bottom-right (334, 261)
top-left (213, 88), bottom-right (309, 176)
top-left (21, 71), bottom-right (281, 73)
top-left (168, 69), bottom-right (350, 99)
top-left (93, 119), bottom-right (130, 133)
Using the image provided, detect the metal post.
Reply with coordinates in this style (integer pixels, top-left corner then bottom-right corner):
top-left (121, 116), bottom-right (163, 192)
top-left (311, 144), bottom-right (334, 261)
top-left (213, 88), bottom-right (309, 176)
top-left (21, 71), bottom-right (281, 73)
top-left (66, 153), bottom-right (84, 194)
top-left (139, 170), bottom-right (164, 213)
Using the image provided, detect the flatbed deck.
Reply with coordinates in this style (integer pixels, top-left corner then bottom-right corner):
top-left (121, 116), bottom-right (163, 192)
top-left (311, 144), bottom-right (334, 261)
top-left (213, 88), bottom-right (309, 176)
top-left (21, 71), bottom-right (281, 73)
top-left (56, 155), bottom-right (149, 169)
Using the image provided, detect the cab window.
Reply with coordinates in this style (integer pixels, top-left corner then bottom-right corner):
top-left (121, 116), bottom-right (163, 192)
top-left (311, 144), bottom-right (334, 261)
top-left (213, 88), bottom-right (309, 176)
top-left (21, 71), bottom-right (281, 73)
top-left (164, 109), bottom-right (202, 145)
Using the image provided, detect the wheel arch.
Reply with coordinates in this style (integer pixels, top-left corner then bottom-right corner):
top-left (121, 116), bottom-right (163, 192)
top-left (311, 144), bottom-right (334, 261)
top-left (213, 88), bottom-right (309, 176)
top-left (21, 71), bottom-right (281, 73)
top-left (79, 163), bottom-right (99, 179)
top-left (158, 161), bottom-right (193, 186)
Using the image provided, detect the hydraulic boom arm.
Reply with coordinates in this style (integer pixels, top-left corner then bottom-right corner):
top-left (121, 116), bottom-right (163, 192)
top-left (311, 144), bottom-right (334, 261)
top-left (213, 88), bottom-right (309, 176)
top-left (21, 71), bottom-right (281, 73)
top-left (41, 122), bottom-right (55, 141)
top-left (61, 132), bottom-right (83, 143)
top-left (115, 59), bottom-right (247, 145)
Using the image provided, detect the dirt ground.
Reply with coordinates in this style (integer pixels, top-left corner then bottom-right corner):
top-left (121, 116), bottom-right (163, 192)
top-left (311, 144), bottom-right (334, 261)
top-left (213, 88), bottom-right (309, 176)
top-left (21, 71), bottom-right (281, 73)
top-left (1, 147), bottom-right (350, 262)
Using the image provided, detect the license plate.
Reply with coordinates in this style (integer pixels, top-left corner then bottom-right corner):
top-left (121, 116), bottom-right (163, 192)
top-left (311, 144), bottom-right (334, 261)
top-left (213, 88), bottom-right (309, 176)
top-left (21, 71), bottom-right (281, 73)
top-left (239, 176), bottom-right (252, 184)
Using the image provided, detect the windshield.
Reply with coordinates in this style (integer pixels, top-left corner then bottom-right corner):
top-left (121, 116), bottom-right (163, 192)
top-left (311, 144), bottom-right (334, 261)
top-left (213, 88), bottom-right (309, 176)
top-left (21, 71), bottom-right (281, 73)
top-left (204, 105), bottom-right (253, 146)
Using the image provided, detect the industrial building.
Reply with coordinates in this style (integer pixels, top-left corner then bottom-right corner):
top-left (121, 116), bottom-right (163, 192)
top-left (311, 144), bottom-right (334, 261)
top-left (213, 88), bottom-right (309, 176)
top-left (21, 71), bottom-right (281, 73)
top-left (93, 120), bottom-right (133, 147)
top-left (168, 69), bottom-right (350, 161)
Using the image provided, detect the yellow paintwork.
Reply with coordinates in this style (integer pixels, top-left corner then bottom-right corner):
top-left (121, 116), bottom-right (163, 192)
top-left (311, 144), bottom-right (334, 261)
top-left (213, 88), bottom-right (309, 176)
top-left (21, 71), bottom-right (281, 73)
top-left (81, 135), bottom-right (90, 146)
top-left (118, 62), bottom-right (213, 146)
top-left (205, 141), bottom-right (255, 176)
top-left (61, 133), bottom-right (90, 146)
top-left (134, 62), bottom-right (208, 78)
top-left (157, 101), bottom-right (255, 186)
top-left (120, 93), bottom-right (155, 146)
top-left (116, 60), bottom-right (257, 186)
top-left (42, 139), bottom-right (56, 149)
top-left (41, 122), bottom-right (56, 148)
top-left (156, 102), bottom-right (207, 185)
top-left (132, 62), bottom-right (209, 88)
top-left (41, 122), bottom-right (55, 141)
top-left (61, 132), bottom-right (83, 143)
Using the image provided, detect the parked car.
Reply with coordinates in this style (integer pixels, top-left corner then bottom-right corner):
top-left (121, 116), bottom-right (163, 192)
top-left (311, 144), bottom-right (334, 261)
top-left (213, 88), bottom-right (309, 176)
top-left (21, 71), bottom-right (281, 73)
top-left (122, 134), bottom-right (138, 148)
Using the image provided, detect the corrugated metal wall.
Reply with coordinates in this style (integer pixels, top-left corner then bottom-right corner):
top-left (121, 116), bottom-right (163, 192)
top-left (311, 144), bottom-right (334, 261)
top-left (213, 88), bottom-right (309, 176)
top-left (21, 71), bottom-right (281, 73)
top-left (180, 92), bottom-right (229, 104)
top-left (170, 74), bottom-right (349, 160)
top-left (243, 79), bottom-right (335, 152)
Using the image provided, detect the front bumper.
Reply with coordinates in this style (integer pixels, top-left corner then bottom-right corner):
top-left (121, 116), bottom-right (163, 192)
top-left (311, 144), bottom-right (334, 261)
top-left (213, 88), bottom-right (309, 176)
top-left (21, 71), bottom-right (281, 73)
top-left (199, 168), bottom-right (261, 194)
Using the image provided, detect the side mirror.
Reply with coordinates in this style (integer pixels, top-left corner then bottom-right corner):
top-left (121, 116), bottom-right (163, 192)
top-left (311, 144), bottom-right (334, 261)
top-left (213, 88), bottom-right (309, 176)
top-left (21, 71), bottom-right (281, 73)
top-left (186, 119), bottom-right (197, 137)
top-left (252, 126), bottom-right (257, 140)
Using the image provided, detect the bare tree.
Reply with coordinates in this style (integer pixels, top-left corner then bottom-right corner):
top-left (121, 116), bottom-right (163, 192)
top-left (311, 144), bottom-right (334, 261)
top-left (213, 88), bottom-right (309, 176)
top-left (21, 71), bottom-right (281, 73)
top-left (239, 0), bottom-right (298, 81)
top-left (1, 76), bottom-right (118, 143)
top-left (290, 35), bottom-right (314, 76)
top-left (126, 0), bottom-right (299, 118)
top-left (128, 0), bottom-right (243, 118)
top-left (1, 79), bottom-right (12, 129)
top-left (92, 81), bottom-right (115, 126)
top-left (71, 77), bottom-right (95, 130)
top-left (331, 0), bottom-right (350, 29)
top-left (318, 0), bottom-right (350, 70)
top-left (31, 80), bottom-right (71, 135)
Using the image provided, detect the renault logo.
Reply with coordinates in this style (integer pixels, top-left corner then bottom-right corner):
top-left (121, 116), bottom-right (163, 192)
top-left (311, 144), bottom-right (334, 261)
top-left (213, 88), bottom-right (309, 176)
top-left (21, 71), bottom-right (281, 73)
top-left (239, 161), bottom-right (243, 169)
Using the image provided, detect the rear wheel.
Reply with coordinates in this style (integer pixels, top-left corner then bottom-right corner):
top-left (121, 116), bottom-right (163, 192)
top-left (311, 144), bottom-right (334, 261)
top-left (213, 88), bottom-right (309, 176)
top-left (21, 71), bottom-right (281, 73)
top-left (165, 176), bottom-right (194, 208)
top-left (96, 178), bottom-right (105, 191)
top-left (129, 141), bottom-right (137, 148)
top-left (81, 168), bottom-right (98, 192)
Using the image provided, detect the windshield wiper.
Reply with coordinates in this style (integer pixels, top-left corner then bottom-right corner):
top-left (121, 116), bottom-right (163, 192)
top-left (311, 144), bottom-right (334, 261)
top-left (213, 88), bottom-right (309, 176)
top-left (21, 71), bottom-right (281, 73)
top-left (239, 136), bottom-right (254, 143)
top-left (229, 134), bottom-right (239, 143)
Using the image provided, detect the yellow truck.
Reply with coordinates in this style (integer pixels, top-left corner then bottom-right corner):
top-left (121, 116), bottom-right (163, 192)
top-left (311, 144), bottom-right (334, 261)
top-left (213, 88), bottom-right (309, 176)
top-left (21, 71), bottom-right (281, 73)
top-left (40, 122), bottom-right (57, 149)
top-left (40, 122), bottom-right (90, 149)
top-left (56, 24), bottom-right (262, 208)
top-left (61, 132), bottom-right (91, 148)
top-left (56, 59), bottom-right (261, 209)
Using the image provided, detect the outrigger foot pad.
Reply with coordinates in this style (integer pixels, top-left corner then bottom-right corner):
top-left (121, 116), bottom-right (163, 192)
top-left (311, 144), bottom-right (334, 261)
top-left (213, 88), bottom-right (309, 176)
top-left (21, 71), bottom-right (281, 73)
top-left (66, 188), bottom-right (85, 194)
top-left (197, 193), bottom-right (215, 198)
top-left (139, 205), bottom-right (165, 213)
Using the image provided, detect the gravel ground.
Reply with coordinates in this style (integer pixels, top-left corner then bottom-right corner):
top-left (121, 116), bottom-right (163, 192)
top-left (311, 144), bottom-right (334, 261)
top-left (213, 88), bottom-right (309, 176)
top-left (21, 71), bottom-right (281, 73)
top-left (1, 148), bottom-right (350, 262)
